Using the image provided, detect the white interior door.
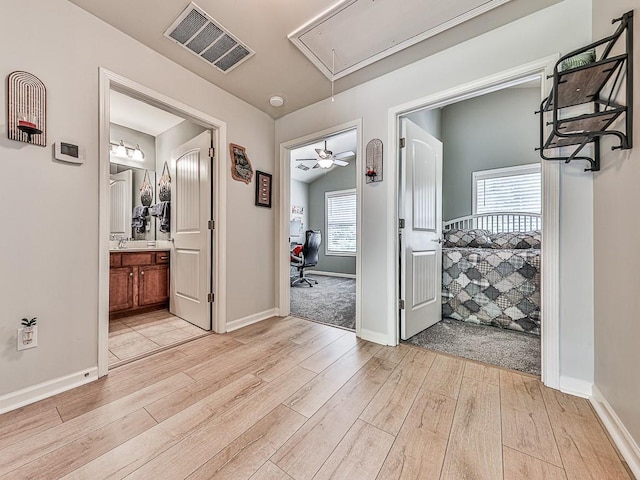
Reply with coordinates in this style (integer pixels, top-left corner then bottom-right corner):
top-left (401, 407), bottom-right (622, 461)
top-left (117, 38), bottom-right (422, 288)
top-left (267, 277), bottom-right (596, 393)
top-left (169, 130), bottom-right (213, 330)
top-left (109, 169), bottom-right (132, 238)
top-left (400, 118), bottom-right (443, 340)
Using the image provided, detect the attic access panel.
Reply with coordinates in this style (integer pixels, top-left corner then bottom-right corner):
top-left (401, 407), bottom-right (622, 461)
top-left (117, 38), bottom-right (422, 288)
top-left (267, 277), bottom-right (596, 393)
top-left (289, 0), bottom-right (512, 80)
top-left (164, 3), bottom-right (254, 74)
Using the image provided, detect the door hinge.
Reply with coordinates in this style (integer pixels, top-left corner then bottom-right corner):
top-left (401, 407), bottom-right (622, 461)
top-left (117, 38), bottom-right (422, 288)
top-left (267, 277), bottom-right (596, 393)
top-left (208, 220), bottom-right (215, 230)
top-left (399, 218), bottom-right (405, 229)
top-left (399, 138), bottom-right (406, 148)
top-left (399, 299), bottom-right (405, 310)
top-left (209, 147), bottom-right (215, 158)
top-left (207, 293), bottom-right (215, 303)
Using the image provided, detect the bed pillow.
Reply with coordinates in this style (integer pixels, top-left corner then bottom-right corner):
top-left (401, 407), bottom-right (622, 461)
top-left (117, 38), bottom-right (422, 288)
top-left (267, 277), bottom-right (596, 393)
top-left (489, 230), bottom-right (541, 249)
top-left (443, 229), bottom-right (491, 248)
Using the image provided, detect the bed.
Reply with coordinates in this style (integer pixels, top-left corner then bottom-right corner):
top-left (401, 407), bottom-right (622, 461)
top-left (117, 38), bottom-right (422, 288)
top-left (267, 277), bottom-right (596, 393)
top-left (441, 212), bottom-right (541, 335)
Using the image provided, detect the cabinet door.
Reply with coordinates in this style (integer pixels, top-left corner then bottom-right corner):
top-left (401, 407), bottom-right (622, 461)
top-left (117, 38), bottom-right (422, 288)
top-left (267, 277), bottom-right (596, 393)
top-left (138, 265), bottom-right (169, 306)
top-left (109, 267), bottom-right (134, 312)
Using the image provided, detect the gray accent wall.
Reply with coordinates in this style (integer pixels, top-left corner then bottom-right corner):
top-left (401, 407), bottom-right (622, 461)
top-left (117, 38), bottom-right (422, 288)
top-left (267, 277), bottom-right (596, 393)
top-left (308, 160), bottom-right (356, 275)
top-left (441, 87), bottom-right (541, 221)
top-left (290, 179), bottom-right (309, 243)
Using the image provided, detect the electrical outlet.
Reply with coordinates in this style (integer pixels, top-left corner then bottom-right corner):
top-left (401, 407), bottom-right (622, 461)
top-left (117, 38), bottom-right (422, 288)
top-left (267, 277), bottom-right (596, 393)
top-left (17, 326), bottom-right (38, 351)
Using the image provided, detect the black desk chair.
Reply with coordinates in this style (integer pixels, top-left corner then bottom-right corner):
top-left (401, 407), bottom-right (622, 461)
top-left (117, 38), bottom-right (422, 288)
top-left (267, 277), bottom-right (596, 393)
top-left (291, 230), bottom-right (321, 287)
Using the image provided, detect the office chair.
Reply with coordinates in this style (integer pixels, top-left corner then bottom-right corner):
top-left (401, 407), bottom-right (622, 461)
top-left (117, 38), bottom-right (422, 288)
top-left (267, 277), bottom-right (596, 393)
top-left (291, 230), bottom-right (321, 287)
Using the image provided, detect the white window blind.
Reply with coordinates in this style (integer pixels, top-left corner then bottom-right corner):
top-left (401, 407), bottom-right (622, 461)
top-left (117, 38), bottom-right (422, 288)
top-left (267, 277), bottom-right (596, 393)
top-left (325, 189), bottom-right (356, 255)
top-left (473, 164), bottom-right (541, 215)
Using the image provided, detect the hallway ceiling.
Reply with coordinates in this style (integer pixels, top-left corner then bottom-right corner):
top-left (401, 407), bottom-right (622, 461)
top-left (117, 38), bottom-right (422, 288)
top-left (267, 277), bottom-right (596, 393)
top-left (68, 0), bottom-right (561, 119)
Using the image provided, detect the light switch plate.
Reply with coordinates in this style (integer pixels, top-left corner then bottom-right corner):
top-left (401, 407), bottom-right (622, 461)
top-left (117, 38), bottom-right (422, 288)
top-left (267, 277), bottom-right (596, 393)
top-left (17, 326), bottom-right (38, 351)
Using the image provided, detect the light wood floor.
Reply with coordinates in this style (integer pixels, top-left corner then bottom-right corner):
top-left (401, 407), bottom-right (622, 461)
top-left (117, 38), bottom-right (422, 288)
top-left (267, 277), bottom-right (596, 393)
top-left (109, 310), bottom-right (208, 366)
top-left (0, 316), bottom-right (631, 480)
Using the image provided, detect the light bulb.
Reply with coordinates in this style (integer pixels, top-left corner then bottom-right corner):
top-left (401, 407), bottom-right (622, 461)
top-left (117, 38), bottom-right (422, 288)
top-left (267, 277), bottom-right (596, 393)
top-left (132, 145), bottom-right (144, 161)
top-left (115, 140), bottom-right (126, 157)
top-left (318, 159), bottom-right (333, 169)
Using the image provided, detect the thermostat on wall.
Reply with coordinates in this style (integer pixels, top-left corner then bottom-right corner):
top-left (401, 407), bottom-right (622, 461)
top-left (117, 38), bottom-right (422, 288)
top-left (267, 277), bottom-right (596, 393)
top-left (54, 142), bottom-right (84, 164)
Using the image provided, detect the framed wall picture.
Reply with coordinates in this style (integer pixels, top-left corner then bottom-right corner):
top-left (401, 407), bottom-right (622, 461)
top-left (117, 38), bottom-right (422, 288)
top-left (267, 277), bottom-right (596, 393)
top-left (255, 171), bottom-right (272, 208)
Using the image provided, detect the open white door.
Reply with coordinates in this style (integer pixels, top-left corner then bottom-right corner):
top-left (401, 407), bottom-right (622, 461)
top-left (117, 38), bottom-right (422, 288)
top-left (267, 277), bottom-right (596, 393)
top-left (109, 169), bottom-right (132, 238)
top-left (169, 130), bottom-right (213, 330)
top-left (400, 118), bottom-right (443, 340)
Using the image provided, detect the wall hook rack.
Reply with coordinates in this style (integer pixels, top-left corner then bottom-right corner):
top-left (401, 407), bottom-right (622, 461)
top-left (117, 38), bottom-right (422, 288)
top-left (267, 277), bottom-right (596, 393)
top-left (536, 11), bottom-right (633, 172)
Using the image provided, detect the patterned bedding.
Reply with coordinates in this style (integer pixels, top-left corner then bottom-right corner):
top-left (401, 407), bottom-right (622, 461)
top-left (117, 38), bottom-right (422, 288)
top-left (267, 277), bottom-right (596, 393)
top-left (441, 229), bottom-right (541, 335)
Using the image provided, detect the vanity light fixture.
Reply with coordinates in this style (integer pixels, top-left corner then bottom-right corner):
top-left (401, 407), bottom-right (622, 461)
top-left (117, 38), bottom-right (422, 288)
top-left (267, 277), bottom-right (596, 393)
top-left (110, 140), bottom-right (145, 161)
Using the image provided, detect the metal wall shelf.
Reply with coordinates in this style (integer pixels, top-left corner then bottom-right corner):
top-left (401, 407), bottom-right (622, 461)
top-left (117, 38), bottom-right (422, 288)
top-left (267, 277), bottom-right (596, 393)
top-left (537, 11), bottom-right (633, 172)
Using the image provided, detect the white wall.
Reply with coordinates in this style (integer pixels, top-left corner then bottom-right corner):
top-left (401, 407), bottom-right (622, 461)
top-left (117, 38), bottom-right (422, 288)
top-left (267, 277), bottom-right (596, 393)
top-left (0, 0), bottom-right (274, 398)
top-left (275, 0), bottom-right (595, 384)
top-left (592, 0), bottom-right (640, 449)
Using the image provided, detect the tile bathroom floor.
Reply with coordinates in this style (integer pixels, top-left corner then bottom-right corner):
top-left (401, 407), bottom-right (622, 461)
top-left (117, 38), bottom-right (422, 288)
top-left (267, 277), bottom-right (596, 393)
top-left (109, 309), bottom-right (208, 366)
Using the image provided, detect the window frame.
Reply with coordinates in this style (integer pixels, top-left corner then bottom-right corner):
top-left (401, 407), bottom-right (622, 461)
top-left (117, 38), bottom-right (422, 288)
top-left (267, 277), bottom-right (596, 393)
top-left (325, 188), bottom-right (357, 257)
top-left (472, 163), bottom-right (542, 215)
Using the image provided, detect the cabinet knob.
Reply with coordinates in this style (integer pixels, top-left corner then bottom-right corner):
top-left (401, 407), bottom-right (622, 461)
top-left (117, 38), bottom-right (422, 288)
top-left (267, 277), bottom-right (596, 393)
top-left (129, 273), bottom-right (133, 277)
top-left (160, 256), bottom-right (168, 260)
top-left (141, 271), bottom-right (145, 275)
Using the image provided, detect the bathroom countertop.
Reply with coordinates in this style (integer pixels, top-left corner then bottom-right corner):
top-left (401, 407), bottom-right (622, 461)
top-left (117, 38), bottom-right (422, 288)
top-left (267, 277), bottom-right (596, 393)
top-left (108, 240), bottom-right (172, 252)
top-left (109, 247), bottom-right (171, 253)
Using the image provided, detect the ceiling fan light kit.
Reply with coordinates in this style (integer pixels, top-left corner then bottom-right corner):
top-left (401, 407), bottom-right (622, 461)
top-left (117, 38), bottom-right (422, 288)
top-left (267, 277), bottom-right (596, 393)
top-left (296, 140), bottom-right (355, 170)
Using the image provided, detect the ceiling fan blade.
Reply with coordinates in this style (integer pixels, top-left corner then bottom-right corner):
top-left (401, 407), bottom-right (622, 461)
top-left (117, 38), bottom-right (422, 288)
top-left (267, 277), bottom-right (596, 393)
top-left (333, 159), bottom-right (349, 166)
top-left (296, 158), bottom-right (316, 162)
top-left (333, 151), bottom-right (355, 160)
top-left (312, 163), bottom-right (321, 169)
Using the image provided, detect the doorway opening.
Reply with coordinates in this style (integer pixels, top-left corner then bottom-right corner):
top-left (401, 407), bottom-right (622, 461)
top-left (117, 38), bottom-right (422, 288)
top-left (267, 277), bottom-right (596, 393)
top-left (278, 121), bottom-right (362, 335)
top-left (98, 69), bottom-right (228, 375)
top-left (392, 58), bottom-right (560, 385)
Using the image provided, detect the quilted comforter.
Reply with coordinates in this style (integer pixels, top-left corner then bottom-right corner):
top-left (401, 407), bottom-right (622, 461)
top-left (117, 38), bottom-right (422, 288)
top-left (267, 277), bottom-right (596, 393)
top-left (442, 247), bottom-right (541, 334)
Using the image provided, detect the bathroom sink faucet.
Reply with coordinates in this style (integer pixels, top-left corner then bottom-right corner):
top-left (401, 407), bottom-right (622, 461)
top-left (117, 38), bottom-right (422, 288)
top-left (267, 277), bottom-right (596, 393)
top-left (118, 237), bottom-right (128, 249)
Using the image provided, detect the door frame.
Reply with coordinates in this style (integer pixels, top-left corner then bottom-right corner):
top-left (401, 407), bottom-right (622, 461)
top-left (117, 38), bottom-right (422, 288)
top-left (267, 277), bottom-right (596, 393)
top-left (388, 56), bottom-right (561, 389)
top-left (98, 68), bottom-right (228, 377)
top-left (277, 119), bottom-right (363, 336)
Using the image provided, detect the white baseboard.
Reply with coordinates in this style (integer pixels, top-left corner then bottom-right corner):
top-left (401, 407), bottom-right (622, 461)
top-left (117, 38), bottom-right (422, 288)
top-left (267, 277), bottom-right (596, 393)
top-left (591, 386), bottom-right (640, 479)
top-left (559, 375), bottom-right (593, 398)
top-left (0, 367), bottom-right (98, 415)
top-left (359, 328), bottom-right (390, 346)
top-left (308, 271), bottom-right (356, 279)
top-left (226, 308), bottom-right (279, 332)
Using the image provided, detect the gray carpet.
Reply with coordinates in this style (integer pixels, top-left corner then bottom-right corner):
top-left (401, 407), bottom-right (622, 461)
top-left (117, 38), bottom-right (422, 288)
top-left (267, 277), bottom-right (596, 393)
top-left (404, 317), bottom-right (541, 375)
top-left (290, 274), bottom-right (355, 330)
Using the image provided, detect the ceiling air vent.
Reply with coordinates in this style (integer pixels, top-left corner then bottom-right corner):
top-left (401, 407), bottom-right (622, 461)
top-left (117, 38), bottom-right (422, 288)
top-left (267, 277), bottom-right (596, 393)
top-left (164, 3), bottom-right (254, 74)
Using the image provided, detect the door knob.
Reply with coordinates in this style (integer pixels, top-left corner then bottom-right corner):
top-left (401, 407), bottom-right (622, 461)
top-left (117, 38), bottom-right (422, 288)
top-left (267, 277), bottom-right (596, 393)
top-left (431, 238), bottom-right (445, 244)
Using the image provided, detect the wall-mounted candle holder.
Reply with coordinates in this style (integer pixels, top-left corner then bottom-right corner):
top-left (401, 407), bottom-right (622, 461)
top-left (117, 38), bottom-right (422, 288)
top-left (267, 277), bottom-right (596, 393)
top-left (365, 138), bottom-right (383, 184)
top-left (8, 71), bottom-right (47, 146)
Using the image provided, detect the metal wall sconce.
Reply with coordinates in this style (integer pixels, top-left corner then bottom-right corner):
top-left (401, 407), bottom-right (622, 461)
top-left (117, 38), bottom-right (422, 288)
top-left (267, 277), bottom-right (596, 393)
top-left (365, 138), bottom-right (383, 183)
top-left (8, 71), bottom-right (47, 146)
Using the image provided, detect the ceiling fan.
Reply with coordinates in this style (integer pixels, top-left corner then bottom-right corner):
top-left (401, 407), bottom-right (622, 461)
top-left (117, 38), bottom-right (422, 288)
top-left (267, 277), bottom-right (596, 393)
top-left (296, 141), bottom-right (355, 169)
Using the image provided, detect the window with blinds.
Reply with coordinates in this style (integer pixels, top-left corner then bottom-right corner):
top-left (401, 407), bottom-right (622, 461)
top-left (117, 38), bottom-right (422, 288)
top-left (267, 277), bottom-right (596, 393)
top-left (325, 189), bottom-right (356, 256)
top-left (473, 164), bottom-right (541, 215)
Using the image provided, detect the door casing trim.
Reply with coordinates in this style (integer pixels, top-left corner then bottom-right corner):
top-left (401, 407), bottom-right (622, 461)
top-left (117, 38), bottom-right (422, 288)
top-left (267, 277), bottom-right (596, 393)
top-left (387, 55), bottom-right (561, 389)
top-left (276, 119), bottom-right (363, 337)
top-left (98, 68), bottom-right (228, 377)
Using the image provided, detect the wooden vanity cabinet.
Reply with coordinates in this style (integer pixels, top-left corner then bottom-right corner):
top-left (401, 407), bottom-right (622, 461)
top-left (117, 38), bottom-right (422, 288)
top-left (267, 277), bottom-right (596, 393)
top-left (109, 251), bottom-right (169, 318)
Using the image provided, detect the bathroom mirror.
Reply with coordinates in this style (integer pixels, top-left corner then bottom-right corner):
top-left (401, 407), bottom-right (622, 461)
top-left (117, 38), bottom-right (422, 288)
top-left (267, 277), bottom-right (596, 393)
top-left (109, 164), bottom-right (157, 241)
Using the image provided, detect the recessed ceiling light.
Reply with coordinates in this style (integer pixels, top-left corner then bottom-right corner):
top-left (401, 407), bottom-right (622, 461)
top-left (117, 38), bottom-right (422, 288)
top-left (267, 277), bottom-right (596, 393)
top-left (269, 95), bottom-right (284, 107)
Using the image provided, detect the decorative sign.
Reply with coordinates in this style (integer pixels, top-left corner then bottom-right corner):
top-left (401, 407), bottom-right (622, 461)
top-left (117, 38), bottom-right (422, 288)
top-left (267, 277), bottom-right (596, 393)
top-left (229, 143), bottom-right (253, 184)
top-left (8, 71), bottom-right (47, 146)
top-left (255, 171), bottom-right (272, 208)
top-left (365, 138), bottom-right (383, 183)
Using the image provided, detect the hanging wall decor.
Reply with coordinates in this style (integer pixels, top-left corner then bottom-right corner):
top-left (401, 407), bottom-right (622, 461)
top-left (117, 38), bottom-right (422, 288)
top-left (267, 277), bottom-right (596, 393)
top-left (7, 71), bottom-right (47, 146)
top-left (140, 170), bottom-right (153, 207)
top-left (229, 143), bottom-right (254, 184)
top-left (255, 171), bottom-right (272, 208)
top-left (365, 138), bottom-right (383, 183)
top-left (158, 161), bottom-right (171, 202)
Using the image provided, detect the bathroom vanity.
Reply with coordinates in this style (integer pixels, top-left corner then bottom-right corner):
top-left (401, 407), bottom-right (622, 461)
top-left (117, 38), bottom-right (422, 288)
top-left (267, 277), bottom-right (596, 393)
top-left (109, 249), bottom-right (169, 319)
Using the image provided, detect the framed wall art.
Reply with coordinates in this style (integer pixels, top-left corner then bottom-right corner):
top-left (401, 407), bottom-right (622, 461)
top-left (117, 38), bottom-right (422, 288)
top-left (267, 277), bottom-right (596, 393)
top-left (255, 170), bottom-right (272, 208)
top-left (229, 143), bottom-right (253, 184)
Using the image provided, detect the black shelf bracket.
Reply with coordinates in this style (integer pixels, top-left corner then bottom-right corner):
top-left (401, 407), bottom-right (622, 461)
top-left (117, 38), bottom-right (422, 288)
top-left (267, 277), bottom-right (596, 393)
top-left (537, 10), bottom-right (633, 172)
